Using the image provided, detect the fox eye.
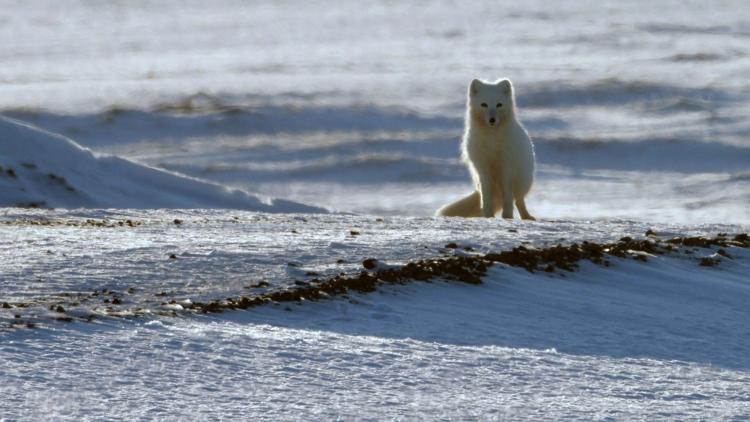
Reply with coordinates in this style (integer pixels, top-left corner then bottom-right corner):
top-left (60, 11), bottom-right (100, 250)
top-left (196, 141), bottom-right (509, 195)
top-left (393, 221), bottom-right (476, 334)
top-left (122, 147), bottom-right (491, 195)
top-left (480, 103), bottom-right (488, 108)
top-left (497, 103), bottom-right (502, 108)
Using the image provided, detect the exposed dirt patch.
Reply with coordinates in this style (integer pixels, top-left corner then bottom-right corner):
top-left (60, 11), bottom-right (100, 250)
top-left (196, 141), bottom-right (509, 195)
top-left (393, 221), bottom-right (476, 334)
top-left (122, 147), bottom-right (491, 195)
top-left (47, 173), bottom-right (77, 192)
top-left (3, 232), bottom-right (748, 327)
top-left (12, 202), bottom-right (49, 209)
top-left (180, 232), bottom-right (749, 315)
top-left (0, 218), bottom-right (146, 228)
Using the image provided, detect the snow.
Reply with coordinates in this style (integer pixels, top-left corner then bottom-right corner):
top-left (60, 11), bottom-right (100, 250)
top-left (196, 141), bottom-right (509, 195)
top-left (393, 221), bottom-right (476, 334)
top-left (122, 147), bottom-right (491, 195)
top-left (2, 1), bottom-right (749, 114)
top-left (3, 209), bottom-right (745, 316)
top-left (0, 116), bottom-right (325, 212)
top-left (7, 98), bottom-right (749, 222)
top-left (1, 0), bottom-right (749, 222)
top-left (1, 212), bottom-right (749, 419)
top-left (4, 320), bottom-right (750, 419)
top-left (2, 0), bottom-right (750, 419)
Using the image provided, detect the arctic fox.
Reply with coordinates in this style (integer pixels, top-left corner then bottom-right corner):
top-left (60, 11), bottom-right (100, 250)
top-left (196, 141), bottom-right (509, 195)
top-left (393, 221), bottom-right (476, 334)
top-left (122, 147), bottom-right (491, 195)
top-left (437, 78), bottom-right (535, 219)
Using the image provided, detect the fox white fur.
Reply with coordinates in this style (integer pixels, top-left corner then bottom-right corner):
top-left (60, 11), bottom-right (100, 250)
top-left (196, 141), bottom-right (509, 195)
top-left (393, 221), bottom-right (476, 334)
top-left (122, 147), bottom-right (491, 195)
top-left (437, 78), bottom-right (535, 219)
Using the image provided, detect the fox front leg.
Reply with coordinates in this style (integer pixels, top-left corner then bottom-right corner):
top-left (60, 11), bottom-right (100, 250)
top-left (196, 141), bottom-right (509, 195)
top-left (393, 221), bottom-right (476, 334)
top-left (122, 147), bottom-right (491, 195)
top-left (478, 174), bottom-right (495, 218)
top-left (501, 174), bottom-right (514, 219)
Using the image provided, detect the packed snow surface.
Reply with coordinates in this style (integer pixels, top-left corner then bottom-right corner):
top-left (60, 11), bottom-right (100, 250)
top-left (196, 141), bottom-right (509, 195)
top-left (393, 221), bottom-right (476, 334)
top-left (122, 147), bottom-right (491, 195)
top-left (1, 210), bottom-right (750, 419)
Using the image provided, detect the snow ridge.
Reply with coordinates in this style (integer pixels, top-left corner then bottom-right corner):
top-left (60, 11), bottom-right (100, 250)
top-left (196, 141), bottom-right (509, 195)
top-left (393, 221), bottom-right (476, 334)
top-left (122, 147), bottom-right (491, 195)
top-left (0, 116), bottom-right (326, 212)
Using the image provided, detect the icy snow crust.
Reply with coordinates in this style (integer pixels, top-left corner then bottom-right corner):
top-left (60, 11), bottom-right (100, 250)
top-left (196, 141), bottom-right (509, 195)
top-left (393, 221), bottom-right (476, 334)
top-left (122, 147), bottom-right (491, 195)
top-left (2, 211), bottom-right (750, 419)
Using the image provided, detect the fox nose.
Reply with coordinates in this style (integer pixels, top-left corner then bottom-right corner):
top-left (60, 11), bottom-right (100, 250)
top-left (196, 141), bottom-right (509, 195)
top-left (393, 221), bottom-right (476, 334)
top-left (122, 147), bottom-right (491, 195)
top-left (489, 118), bottom-right (496, 125)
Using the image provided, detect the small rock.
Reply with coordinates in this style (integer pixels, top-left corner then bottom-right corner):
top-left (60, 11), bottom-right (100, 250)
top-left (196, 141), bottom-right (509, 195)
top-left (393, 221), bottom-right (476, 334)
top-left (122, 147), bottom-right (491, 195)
top-left (700, 257), bottom-right (720, 267)
top-left (362, 258), bottom-right (378, 270)
top-left (445, 242), bottom-right (458, 249)
top-left (350, 230), bottom-right (361, 236)
top-left (173, 219), bottom-right (183, 225)
top-left (169, 254), bottom-right (177, 259)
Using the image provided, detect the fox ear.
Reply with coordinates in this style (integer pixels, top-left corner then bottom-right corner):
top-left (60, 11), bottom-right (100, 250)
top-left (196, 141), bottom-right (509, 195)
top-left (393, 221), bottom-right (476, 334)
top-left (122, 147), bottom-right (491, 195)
top-left (498, 79), bottom-right (512, 94)
top-left (469, 79), bottom-right (482, 96)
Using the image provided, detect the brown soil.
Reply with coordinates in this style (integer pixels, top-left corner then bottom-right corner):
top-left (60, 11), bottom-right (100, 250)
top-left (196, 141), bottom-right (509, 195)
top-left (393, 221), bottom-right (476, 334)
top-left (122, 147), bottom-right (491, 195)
top-left (181, 232), bottom-right (749, 314)
top-left (3, 232), bottom-right (748, 327)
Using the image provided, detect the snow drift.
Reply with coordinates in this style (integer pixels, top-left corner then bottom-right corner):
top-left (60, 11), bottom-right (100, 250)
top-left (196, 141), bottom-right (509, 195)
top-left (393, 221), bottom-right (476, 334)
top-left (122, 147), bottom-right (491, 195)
top-left (0, 116), bottom-right (326, 212)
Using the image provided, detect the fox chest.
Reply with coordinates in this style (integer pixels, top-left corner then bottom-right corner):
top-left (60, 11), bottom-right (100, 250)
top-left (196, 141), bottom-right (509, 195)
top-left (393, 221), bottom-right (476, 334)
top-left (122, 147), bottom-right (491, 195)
top-left (467, 138), bottom-right (514, 173)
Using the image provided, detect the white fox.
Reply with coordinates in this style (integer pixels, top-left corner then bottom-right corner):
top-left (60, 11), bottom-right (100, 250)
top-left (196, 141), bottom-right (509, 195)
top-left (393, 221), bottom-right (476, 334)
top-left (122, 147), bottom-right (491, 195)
top-left (437, 78), bottom-right (535, 219)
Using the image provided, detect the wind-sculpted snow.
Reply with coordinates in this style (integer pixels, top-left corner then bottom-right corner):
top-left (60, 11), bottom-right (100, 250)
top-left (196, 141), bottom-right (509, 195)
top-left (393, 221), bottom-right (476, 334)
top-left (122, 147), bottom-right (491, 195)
top-left (1, 210), bottom-right (748, 340)
top-left (3, 317), bottom-right (750, 420)
top-left (1, 212), bottom-right (750, 419)
top-left (8, 98), bottom-right (750, 222)
top-left (0, 116), bottom-right (325, 212)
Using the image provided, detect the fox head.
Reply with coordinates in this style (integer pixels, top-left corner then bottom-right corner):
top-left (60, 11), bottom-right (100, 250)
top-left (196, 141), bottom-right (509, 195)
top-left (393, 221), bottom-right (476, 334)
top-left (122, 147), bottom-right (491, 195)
top-left (468, 78), bottom-right (514, 128)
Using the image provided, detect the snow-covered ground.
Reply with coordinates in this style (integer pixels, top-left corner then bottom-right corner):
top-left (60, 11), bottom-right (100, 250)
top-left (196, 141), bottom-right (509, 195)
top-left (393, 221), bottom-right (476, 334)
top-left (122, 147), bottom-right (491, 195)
top-left (8, 98), bottom-right (750, 222)
top-left (2, 0), bottom-right (749, 222)
top-left (1, 210), bottom-right (749, 419)
top-left (2, 0), bottom-right (750, 419)
top-left (3, 208), bottom-right (745, 321)
top-left (0, 116), bottom-right (325, 212)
